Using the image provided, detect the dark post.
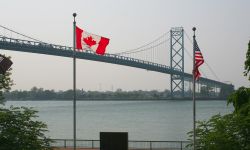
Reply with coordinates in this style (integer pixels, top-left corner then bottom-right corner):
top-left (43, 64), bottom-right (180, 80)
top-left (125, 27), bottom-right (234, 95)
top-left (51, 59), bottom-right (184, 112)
top-left (64, 139), bottom-right (66, 148)
top-left (0, 55), bottom-right (13, 74)
top-left (100, 132), bottom-right (128, 150)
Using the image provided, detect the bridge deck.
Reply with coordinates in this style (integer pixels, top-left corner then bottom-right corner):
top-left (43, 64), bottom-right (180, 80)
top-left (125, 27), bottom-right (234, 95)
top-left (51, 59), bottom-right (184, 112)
top-left (0, 36), bottom-right (231, 88)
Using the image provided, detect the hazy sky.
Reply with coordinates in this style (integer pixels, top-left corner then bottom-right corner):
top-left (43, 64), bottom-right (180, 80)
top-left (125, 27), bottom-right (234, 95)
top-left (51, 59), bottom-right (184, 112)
top-left (0, 0), bottom-right (249, 91)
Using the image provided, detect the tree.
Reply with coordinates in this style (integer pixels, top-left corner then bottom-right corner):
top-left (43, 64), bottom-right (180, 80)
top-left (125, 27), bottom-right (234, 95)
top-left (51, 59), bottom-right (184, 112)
top-left (188, 92), bottom-right (250, 149)
top-left (228, 87), bottom-right (250, 114)
top-left (187, 41), bottom-right (250, 150)
top-left (188, 112), bottom-right (250, 150)
top-left (244, 41), bottom-right (250, 80)
top-left (0, 106), bottom-right (52, 150)
top-left (0, 56), bottom-right (13, 104)
top-left (0, 57), bottom-right (52, 150)
top-left (188, 94), bottom-right (250, 150)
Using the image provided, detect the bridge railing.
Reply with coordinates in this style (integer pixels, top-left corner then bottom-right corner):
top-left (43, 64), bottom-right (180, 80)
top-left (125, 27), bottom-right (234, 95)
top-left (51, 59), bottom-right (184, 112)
top-left (50, 139), bottom-right (191, 150)
top-left (0, 36), bottom-right (74, 51)
top-left (0, 36), bottom-right (180, 73)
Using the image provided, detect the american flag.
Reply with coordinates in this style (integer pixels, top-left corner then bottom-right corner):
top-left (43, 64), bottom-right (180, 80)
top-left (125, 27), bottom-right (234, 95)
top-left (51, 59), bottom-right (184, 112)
top-left (194, 38), bottom-right (204, 80)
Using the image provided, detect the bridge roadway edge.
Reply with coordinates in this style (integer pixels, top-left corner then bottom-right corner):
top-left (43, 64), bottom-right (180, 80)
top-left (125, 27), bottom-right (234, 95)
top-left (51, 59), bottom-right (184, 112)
top-left (0, 37), bottom-right (232, 89)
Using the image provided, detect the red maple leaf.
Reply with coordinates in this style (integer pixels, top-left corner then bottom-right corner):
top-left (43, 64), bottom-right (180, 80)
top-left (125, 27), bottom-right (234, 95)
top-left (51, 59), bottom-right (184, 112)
top-left (83, 36), bottom-right (96, 47)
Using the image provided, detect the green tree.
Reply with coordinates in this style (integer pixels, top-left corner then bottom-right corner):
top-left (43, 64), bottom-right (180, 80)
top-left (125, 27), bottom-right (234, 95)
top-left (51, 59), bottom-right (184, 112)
top-left (244, 41), bottom-right (250, 80)
top-left (0, 57), bottom-right (52, 150)
top-left (189, 112), bottom-right (250, 150)
top-left (187, 41), bottom-right (250, 150)
top-left (0, 106), bottom-right (52, 150)
top-left (228, 87), bottom-right (250, 114)
top-left (188, 96), bottom-right (250, 150)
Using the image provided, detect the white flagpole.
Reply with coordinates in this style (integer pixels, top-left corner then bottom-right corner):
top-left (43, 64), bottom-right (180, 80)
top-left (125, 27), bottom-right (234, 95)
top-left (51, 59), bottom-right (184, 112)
top-left (73, 13), bottom-right (77, 150)
top-left (192, 27), bottom-right (196, 150)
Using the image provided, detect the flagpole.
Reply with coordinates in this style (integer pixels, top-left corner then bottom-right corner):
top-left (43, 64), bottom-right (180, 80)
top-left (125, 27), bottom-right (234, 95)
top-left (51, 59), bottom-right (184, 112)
top-left (73, 12), bottom-right (77, 150)
top-left (192, 27), bottom-right (196, 150)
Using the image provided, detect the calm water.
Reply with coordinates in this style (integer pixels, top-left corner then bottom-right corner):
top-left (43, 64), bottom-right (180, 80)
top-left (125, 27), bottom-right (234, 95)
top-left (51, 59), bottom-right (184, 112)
top-left (5, 100), bottom-right (233, 141)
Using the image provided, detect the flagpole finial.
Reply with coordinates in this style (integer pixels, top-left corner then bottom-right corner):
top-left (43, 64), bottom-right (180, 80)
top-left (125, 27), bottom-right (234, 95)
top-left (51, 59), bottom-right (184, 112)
top-left (192, 27), bottom-right (196, 31)
top-left (73, 13), bottom-right (77, 22)
top-left (192, 27), bottom-right (196, 37)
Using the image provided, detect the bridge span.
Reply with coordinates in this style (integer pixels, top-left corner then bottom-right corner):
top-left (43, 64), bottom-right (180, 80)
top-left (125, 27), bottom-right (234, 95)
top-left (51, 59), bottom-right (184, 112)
top-left (0, 36), bottom-right (229, 85)
top-left (0, 27), bottom-right (234, 99)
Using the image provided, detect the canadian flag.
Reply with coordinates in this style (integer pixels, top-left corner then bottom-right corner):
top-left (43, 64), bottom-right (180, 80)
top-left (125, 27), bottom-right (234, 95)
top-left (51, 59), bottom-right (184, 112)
top-left (76, 26), bottom-right (110, 55)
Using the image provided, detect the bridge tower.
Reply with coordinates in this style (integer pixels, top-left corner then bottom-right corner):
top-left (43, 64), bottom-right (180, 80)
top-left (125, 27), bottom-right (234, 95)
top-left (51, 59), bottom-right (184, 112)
top-left (170, 27), bottom-right (184, 98)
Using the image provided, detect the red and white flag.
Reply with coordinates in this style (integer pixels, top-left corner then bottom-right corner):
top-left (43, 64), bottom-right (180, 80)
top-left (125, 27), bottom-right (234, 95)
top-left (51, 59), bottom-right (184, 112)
top-left (194, 38), bottom-right (204, 80)
top-left (76, 26), bottom-right (109, 55)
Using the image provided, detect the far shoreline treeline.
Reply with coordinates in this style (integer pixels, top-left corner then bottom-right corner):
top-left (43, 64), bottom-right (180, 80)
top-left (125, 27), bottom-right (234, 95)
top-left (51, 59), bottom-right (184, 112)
top-left (4, 86), bottom-right (231, 101)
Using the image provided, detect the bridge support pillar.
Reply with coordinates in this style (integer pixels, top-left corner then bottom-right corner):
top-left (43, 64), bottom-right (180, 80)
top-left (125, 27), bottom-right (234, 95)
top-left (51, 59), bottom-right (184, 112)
top-left (170, 27), bottom-right (184, 98)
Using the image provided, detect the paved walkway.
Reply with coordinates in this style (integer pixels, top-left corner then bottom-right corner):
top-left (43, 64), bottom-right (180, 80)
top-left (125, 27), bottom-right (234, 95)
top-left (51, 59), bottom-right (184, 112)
top-left (53, 148), bottom-right (174, 150)
top-left (53, 148), bottom-right (99, 150)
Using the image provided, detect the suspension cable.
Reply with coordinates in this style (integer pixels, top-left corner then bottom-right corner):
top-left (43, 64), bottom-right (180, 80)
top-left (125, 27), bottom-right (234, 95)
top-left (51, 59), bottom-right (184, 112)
top-left (0, 24), bottom-right (43, 42)
top-left (184, 31), bottom-right (220, 81)
top-left (204, 62), bottom-right (220, 81)
top-left (120, 39), bottom-right (169, 55)
top-left (115, 31), bottom-right (170, 55)
top-left (184, 47), bottom-right (207, 78)
top-left (184, 31), bottom-right (193, 45)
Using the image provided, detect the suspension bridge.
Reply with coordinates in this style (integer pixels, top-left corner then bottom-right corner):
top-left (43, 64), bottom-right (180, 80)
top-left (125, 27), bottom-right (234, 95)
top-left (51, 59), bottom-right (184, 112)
top-left (0, 25), bottom-right (233, 99)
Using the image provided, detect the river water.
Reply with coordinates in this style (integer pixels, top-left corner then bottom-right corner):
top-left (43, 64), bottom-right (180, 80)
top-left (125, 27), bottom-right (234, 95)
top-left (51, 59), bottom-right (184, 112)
top-left (5, 100), bottom-right (233, 141)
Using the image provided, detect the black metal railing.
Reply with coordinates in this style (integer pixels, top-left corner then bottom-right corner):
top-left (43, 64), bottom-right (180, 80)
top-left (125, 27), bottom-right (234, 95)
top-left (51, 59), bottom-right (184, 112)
top-left (50, 139), bottom-right (191, 150)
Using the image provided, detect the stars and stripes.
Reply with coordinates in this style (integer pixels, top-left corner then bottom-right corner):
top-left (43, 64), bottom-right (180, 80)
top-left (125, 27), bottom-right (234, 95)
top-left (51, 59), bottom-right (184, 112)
top-left (194, 38), bottom-right (204, 80)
